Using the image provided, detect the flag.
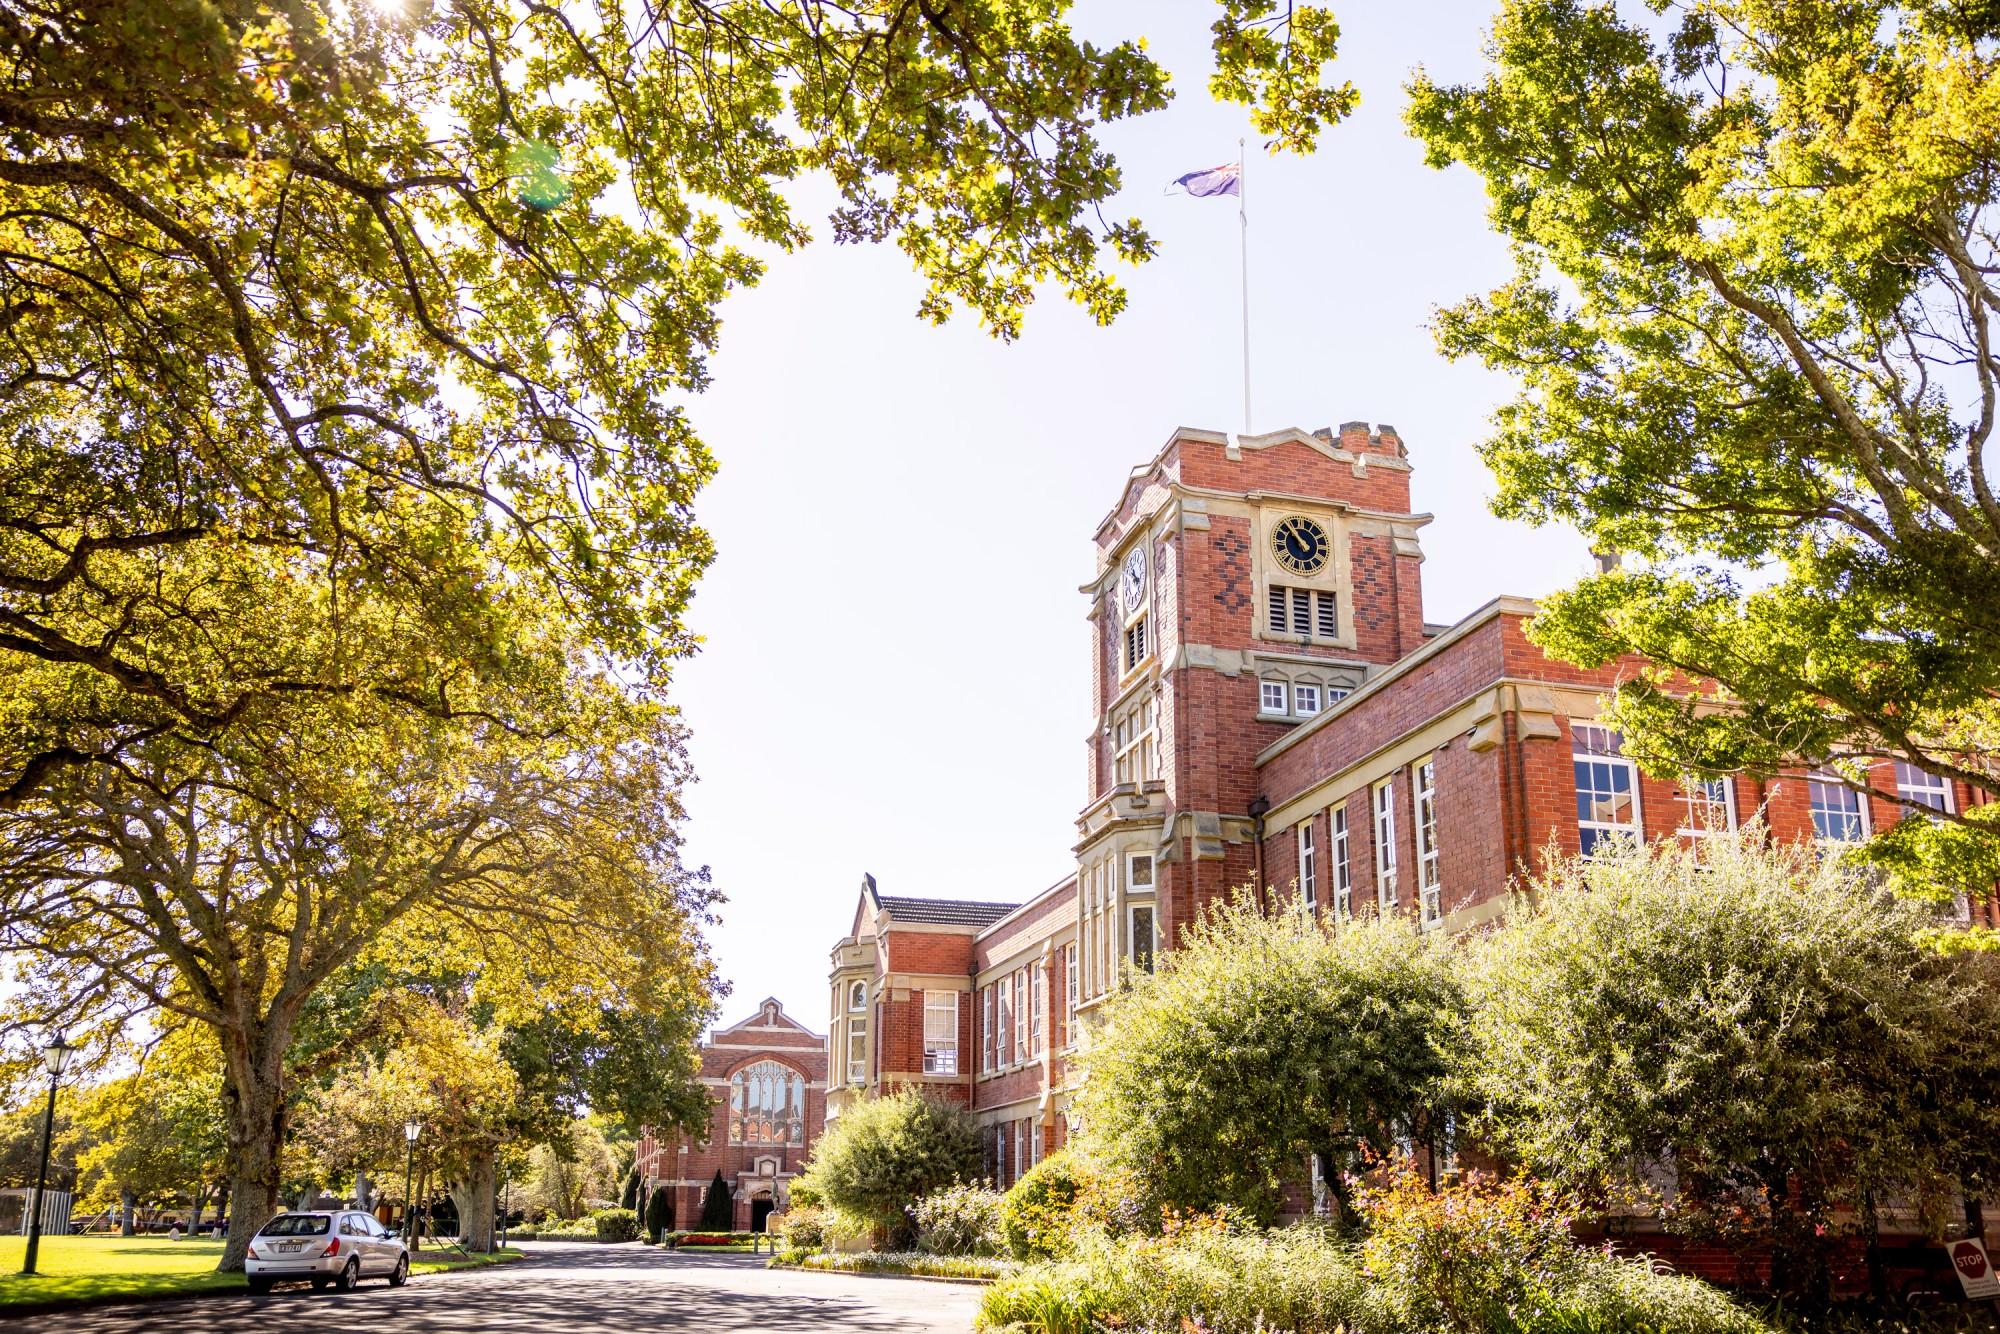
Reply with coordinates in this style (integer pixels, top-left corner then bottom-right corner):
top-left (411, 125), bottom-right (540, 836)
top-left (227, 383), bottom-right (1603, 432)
top-left (1168, 161), bottom-right (1240, 198)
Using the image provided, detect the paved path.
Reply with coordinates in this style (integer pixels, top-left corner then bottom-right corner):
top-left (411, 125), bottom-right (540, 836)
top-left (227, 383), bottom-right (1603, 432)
top-left (7, 1242), bottom-right (985, 1334)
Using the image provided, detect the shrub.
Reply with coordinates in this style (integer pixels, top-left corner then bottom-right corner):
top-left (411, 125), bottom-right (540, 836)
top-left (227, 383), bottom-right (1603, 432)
top-left (644, 1184), bottom-right (673, 1242)
top-left (699, 1169), bottom-right (733, 1230)
top-left (1467, 830), bottom-right (2000, 1300)
top-left (773, 1205), bottom-right (829, 1252)
top-left (795, 1088), bottom-right (986, 1244)
top-left (976, 1207), bottom-right (1772, 1334)
top-left (1071, 897), bottom-right (1468, 1225)
top-left (998, 1152), bottom-right (1090, 1260)
top-left (1356, 1163), bottom-right (1588, 1333)
top-left (978, 1217), bottom-right (1374, 1334)
top-left (912, 1182), bottom-right (1004, 1256)
top-left (591, 1207), bottom-right (639, 1243)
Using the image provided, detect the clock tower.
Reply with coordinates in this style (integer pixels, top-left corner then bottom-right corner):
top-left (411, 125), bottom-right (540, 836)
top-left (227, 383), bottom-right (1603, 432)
top-left (1069, 422), bottom-right (1429, 1016)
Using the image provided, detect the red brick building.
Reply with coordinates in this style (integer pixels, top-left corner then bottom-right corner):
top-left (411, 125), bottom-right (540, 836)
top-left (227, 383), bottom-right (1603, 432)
top-left (825, 421), bottom-right (1998, 1191)
top-left (633, 998), bottom-right (825, 1233)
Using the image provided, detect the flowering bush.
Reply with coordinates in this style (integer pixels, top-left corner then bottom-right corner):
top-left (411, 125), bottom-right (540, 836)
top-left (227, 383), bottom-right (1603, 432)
top-left (912, 1182), bottom-right (1005, 1256)
top-left (773, 1206), bottom-right (829, 1252)
top-left (1356, 1162), bottom-right (1587, 1333)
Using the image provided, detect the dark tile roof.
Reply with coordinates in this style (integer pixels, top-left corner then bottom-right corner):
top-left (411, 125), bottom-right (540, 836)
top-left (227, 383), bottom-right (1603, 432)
top-left (876, 895), bottom-right (1021, 928)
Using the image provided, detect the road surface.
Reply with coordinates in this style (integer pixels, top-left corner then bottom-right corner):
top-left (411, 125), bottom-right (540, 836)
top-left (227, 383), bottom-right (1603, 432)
top-left (7, 1242), bottom-right (985, 1333)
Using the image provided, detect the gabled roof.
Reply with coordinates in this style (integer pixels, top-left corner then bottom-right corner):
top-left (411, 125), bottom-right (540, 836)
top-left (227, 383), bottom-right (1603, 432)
top-left (847, 871), bottom-right (1021, 933)
top-left (876, 895), bottom-right (1021, 928)
top-left (712, 996), bottom-right (821, 1040)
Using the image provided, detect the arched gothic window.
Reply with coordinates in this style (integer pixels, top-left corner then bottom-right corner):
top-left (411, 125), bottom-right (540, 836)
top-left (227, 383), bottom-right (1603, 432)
top-left (729, 1061), bottom-right (808, 1145)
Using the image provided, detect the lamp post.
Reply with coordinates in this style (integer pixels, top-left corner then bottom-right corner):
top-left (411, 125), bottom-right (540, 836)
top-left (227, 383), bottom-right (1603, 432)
top-left (21, 1035), bottom-right (79, 1276)
top-left (402, 1121), bottom-right (422, 1252)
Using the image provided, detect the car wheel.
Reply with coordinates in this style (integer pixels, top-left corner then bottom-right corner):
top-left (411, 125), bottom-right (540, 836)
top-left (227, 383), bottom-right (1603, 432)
top-left (248, 1277), bottom-right (273, 1295)
top-left (389, 1253), bottom-right (409, 1288)
top-left (332, 1258), bottom-right (360, 1293)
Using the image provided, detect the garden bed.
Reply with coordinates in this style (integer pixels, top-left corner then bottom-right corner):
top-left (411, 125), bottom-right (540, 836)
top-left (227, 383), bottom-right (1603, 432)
top-left (772, 1250), bottom-right (1016, 1283)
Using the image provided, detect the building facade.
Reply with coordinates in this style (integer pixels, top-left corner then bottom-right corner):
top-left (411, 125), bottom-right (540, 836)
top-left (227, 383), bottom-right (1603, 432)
top-left (825, 420), bottom-right (1999, 1190)
top-left (634, 998), bottom-right (825, 1232)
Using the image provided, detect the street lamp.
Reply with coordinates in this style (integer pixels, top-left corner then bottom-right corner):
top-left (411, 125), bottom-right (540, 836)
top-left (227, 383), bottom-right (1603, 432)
top-left (402, 1121), bottom-right (422, 1252)
top-left (21, 1035), bottom-right (79, 1276)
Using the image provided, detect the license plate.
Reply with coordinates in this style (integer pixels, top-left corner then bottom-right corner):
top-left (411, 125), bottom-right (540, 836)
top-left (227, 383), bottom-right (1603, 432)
top-left (279, 1242), bottom-right (301, 1253)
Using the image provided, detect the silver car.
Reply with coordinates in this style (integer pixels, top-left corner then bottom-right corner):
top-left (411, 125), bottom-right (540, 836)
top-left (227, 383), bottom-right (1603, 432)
top-left (245, 1210), bottom-right (410, 1293)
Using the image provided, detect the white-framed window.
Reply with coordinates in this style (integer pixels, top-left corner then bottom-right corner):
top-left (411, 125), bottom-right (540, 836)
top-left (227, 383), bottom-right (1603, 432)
top-left (1013, 969), bottom-right (1028, 1058)
top-left (1015, 1123), bottom-right (1026, 1185)
top-left (1373, 778), bottom-right (1398, 907)
top-left (1031, 1121), bottom-right (1044, 1168)
top-left (1063, 943), bottom-right (1076, 1046)
top-left (1260, 679), bottom-right (1288, 713)
top-left (1331, 805), bottom-right (1353, 921)
top-left (1413, 758), bottom-right (1441, 926)
top-left (1297, 819), bottom-right (1317, 909)
top-left (993, 1125), bottom-right (1006, 1182)
top-left (1679, 775), bottom-right (1737, 836)
top-left (1809, 770), bottom-right (1868, 843)
top-left (1894, 762), bottom-right (1952, 815)
top-left (1294, 683), bottom-right (1321, 715)
top-left (981, 984), bottom-right (995, 1073)
top-left (1573, 723), bottom-right (1640, 856)
top-left (1111, 696), bottom-right (1159, 786)
top-left (1267, 585), bottom-right (1339, 638)
top-left (1129, 852), bottom-right (1154, 895)
top-left (1029, 967), bottom-right (1044, 1058)
top-left (1129, 905), bottom-right (1156, 973)
top-left (997, 974), bottom-right (1013, 1066)
top-left (923, 990), bottom-right (960, 1075)
top-left (846, 989), bottom-right (868, 1085)
top-left (1124, 617), bottom-right (1148, 671)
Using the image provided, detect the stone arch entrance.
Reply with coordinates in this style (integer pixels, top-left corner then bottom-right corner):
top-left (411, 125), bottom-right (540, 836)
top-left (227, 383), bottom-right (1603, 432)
top-left (750, 1192), bottom-right (775, 1233)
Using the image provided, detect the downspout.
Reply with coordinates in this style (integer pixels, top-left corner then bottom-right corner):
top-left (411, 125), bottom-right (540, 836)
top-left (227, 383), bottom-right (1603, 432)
top-left (1247, 795), bottom-right (1270, 913)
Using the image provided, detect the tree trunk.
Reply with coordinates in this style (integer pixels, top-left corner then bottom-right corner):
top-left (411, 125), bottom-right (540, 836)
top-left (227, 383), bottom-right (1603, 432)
top-left (354, 1169), bottom-right (372, 1212)
top-left (461, 1153), bottom-right (497, 1253)
top-left (189, 1184), bottom-right (205, 1234)
top-left (119, 1189), bottom-right (135, 1236)
top-left (219, 1069), bottom-right (286, 1271)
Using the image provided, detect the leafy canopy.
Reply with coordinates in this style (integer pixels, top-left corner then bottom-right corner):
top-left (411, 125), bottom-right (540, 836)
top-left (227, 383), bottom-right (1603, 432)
top-left (1070, 896), bottom-right (1468, 1227)
top-left (0, 0), bottom-right (1352, 803)
top-left (1406, 0), bottom-right (2000, 877)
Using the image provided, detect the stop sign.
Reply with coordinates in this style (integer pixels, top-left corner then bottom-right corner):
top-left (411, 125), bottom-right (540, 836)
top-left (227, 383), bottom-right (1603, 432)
top-left (1948, 1238), bottom-right (2000, 1299)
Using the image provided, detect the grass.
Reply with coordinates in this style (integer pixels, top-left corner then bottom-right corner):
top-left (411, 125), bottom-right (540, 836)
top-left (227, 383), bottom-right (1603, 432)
top-left (0, 1235), bottom-right (523, 1311)
top-left (778, 1249), bottom-right (1018, 1281)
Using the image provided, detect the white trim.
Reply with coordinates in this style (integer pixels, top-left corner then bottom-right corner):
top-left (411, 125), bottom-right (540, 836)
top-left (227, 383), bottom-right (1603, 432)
top-left (1372, 778), bottom-right (1398, 908)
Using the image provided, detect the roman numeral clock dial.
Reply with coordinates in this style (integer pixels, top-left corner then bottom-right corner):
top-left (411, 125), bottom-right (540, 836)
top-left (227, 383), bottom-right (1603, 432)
top-left (1271, 515), bottom-right (1330, 576)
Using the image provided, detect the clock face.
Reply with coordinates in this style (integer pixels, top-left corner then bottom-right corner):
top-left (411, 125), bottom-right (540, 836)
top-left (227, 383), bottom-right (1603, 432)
top-left (1271, 515), bottom-right (1330, 576)
top-left (1120, 549), bottom-right (1147, 613)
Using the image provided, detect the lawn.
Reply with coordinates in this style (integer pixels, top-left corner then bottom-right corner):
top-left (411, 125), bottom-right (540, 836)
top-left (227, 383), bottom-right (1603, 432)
top-left (0, 1235), bottom-right (523, 1310)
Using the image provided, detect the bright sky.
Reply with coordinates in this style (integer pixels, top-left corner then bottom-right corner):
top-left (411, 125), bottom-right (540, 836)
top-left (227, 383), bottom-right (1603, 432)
top-left (674, 0), bottom-right (1594, 1035)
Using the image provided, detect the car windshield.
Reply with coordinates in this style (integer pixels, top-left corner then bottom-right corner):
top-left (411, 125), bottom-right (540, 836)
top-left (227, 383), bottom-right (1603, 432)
top-left (259, 1214), bottom-right (331, 1237)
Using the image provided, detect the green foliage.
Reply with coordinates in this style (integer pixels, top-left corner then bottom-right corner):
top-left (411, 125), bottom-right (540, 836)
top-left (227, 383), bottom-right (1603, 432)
top-left (1071, 897), bottom-right (1468, 1225)
top-left (976, 1198), bottom-right (1770, 1334)
top-left (591, 1208), bottom-right (638, 1243)
top-left (1464, 830), bottom-right (2000, 1300)
top-left (998, 1151), bottom-right (1094, 1260)
top-left (644, 1185), bottom-right (674, 1244)
top-left (787, 1250), bottom-right (1018, 1280)
top-left (620, 1165), bottom-right (639, 1211)
top-left (911, 1182), bottom-right (1004, 1257)
top-left (773, 1205), bottom-right (830, 1253)
top-left (1403, 0), bottom-right (2000, 868)
top-left (699, 1170), bottom-right (733, 1232)
top-left (795, 1089), bottom-right (986, 1241)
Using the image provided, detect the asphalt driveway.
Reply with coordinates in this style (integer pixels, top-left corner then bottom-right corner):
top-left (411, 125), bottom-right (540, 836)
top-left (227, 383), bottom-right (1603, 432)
top-left (5, 1242), bottom-right (985, 1333)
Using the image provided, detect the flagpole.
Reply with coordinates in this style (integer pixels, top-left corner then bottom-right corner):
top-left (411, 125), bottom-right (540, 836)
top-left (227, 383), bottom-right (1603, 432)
top-left (1238, 137), bottom-right (1251, 437)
